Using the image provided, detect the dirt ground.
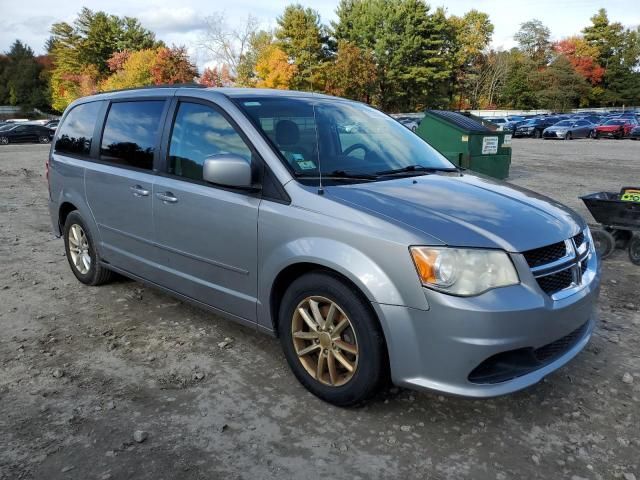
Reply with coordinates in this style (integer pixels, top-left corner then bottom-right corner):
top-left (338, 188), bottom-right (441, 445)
top-left (1, 139), bottom-right (639, 480)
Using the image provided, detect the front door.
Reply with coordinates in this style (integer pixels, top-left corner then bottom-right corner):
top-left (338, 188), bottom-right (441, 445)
top-left (153, 100), bottom-right (260, 321)
top-left (86, 100), bottom-right (166, 280)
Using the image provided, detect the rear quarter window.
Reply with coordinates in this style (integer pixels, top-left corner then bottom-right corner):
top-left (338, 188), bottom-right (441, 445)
top-left (55, 101), bottom-right (103, 156)
top-left (100, 101), bottom-right (165, 171)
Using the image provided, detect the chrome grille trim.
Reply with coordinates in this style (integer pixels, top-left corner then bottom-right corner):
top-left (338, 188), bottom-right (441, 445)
top-left (526, 229), bottom-right (594, 299)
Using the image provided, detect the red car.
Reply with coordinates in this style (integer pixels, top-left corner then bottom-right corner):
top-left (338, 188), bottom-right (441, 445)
top-left (594, 119), bottom-right (638, 139)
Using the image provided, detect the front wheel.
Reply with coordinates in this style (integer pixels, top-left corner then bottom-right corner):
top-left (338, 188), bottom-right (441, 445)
top-left (565, 132), bottom-right (572, 140)
top-left (63, 211), bottom-right (114, 285)
top-left (534, 129), bottom-right (542, 139)
top-left (38, 135), bottom-right (51, 144)
top-left (279, 272), bottom-right (387, 406)
top-left (0, 136), bottom-right (8, 145)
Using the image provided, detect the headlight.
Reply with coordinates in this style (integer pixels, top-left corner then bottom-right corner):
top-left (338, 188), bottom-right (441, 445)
top-left (410, 247), bottom-right (519, 296)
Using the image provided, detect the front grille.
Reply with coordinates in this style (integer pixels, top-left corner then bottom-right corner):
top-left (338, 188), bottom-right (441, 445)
top-left (534, 322), bottom-right (588, 362)
top-left (580, 260), bottom-right (587, 275)
top-left (523, 241), bottom-right (567, 268)
top-left (536, 268), bottom-right (573, 294)
top-left (573, 232), bottom-right (585, 248)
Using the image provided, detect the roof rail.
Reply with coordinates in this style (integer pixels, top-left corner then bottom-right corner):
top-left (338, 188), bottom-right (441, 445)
top-left (98, 83), bottom-right (207, 94)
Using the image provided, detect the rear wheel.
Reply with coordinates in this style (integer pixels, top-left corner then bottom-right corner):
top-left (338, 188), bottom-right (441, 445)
top-left (565, 132), bottom-right (572, 140)
top-left (534, 129), bottom-right (542, 139)
top-left (63, 211), bottom-right (114, 285)
top-left (279, 272), bottom-right (386, 406)
top-left (0, 136), bottom-right (8, 145)
top-left (629, 235), bottom-right (640, 266)
top-left (591, 229), bottom-right (615, 259)
top-left (593, 132), bottom-right (599, 139)
top-left (38, 135), bottom-right (50, 144)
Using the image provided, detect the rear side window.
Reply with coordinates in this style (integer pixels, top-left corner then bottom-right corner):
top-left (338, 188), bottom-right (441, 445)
top-left (168, 102), bottom-right (252, 181)
top-left (100, 101), bottom-right (165, 170)
top-left (55, 102), bottom-right (102, 156)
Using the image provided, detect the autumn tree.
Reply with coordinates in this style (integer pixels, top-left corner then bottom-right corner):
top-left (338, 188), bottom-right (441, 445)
top-left (447, 10), bottom-right (494, 108)
top-left (323, 41), bottom-right (377, 102)
top-left (200, 67), bottom-right (222, 87)
top-left (100, 47), bottom-right (196, 92)
top-left (236, 30), bottom-right (274, 87)
top-left (150, 46), bottom-right (197, 84)
top-left (255, 45), bottom-right (297, 89)
top-left (48, 8), bottom-right (161, 110)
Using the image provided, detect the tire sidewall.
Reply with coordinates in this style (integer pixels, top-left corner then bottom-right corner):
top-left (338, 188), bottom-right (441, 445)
top-left (63, 211), bottom-right (100, 285)
top-left (279, 272), bottom-right (385, 406)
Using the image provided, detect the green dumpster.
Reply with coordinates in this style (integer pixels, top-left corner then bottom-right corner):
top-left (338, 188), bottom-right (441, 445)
top-left (415, 110), bottom-right (512, 180)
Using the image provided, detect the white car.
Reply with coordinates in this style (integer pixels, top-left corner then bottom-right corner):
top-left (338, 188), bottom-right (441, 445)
top-left (482, 117), bottom-right (509, 131)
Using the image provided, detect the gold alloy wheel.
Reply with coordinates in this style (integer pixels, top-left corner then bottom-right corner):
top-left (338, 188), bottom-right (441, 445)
top-left (291, 296), bottom-right (359, 387)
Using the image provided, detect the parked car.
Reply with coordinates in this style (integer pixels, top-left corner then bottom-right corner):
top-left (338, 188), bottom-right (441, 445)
top-left (513, 118), bottom-right (556, 138)
top-left (48, 87), bottom-right (600, 405)
top-left (594, 119), bottom-right (637, 139)
top-left (629, 126), bottom-right (640, 140)
top-left (482, 117), bottom-right (509, 131)
top-left (394, 115), bottom-right (421, 132)
top-left (542, 119), bottom-right (595, 139)
top-left (45, 119), bottom-right (60, 130)
top-left (0, 123), bottom-right (54, 145)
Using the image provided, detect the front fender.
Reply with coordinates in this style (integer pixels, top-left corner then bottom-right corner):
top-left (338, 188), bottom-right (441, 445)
top-left (257, 236), bottom-right (427, 330)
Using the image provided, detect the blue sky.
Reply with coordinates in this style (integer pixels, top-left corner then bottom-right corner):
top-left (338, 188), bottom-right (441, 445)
top-left (1, 0), bottom-right (638, 69)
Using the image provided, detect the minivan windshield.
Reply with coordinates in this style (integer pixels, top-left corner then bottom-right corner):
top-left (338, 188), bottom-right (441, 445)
top-left (236, 97), bottom-right (456, 182)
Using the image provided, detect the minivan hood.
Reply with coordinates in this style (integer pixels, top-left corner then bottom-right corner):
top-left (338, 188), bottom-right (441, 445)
top-left (325, 173), bottom-right (584, 252)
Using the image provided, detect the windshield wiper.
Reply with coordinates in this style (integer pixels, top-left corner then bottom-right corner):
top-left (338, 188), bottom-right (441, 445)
top-left (376, 164), bottom-right (458, 176)
top-left (294, 169), bottom-right (378, 180)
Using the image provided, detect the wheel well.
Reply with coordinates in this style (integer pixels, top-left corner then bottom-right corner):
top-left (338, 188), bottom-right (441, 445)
top-left (58, 202), bottom-right (77, 231)
top-left (270, 262), bottom-right (373, 337)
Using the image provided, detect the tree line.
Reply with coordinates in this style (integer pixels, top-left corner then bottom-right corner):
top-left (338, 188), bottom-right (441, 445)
top-left (0, 2), bottom-right (638, 114)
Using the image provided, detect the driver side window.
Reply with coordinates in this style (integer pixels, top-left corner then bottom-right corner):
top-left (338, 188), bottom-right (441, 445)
top-left (169, 102), bottom-right (252, 182)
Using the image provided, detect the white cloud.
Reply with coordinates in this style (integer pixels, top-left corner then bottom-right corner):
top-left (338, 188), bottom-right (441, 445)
top-left (137, 7), bottom-right (207, 34)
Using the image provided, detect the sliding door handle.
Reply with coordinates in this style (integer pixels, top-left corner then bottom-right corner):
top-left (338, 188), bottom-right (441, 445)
top-left (130, 185), bottom-right (150, 197)
top-left (156, 192), bottom-right (178, 204)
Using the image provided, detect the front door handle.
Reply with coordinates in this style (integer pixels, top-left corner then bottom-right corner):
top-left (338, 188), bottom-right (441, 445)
top-left (130, 185), bottom-right (150, 197)
top-left (156, 192), bottom-right (178, 204)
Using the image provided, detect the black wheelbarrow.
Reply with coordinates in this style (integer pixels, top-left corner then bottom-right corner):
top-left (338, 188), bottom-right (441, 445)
top-left (581, 187), bottom-right (640, 265)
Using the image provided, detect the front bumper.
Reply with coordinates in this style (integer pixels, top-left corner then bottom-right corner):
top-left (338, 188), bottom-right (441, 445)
top-left (513, 130), bottom-right (535, 138)
top-left (543, 130), bottom-right (566, 139)
top-left (373, 250), bottom-right (600, 397)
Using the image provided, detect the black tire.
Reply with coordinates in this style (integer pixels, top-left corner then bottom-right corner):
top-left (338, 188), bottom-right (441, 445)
top-left (38, 135), bottom-right (51, 144)
top-left (606, 228), bottom-right (632, 249)
top-left (593, 132), bottom-right (599, 139)
top-left (63, 211), bottom-right (114, 286)
top-left (591, 229), bottom-right (615, 259)
top-left (534, 129), bottom-right (542, 139)
top-left (0, 136), bottom-right (8, 145)
top-left (565, 132), bottom-right (572, 140)
top-left (279, 272), bottom-right (387, 406)
top-left (629, 235), bottom-right (640, 266)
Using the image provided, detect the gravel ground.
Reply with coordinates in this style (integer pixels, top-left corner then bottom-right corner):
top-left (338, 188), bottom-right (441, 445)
top-left (1, 139), bottom-right (639, 480)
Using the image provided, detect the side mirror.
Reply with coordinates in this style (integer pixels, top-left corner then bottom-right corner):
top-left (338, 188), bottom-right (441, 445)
top-left (203, 154), bottom-right (255, 189)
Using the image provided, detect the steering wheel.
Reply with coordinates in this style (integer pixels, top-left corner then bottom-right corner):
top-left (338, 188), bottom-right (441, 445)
top-left (342, 143), bottom-right (370, 157)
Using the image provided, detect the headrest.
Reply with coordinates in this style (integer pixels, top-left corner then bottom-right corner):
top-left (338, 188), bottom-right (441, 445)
top-left (275, 120), bottom-right (300, 146)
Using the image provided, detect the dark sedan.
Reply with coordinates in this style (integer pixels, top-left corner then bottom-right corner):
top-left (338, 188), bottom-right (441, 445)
top-left (513, 118), bottom-right (556, 138)
top-left (0, 124), bottom-right (53, 145)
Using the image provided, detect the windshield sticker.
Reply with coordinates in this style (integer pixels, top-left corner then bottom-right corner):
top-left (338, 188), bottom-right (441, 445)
top-left (296, 160), bottom-right (317, 170)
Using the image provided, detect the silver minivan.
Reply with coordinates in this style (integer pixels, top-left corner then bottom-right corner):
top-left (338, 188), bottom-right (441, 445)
top-left (48, 87), bottom-right (600, 405)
